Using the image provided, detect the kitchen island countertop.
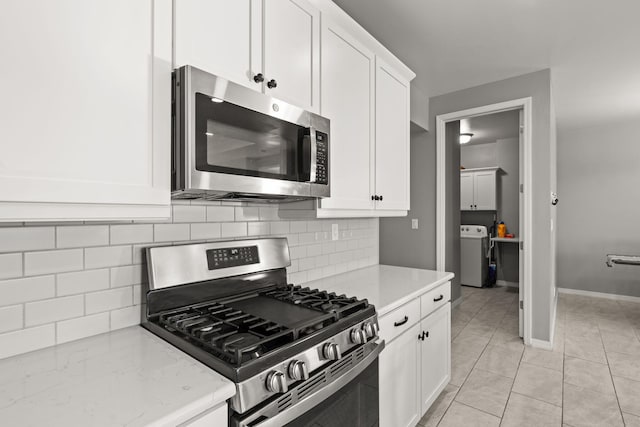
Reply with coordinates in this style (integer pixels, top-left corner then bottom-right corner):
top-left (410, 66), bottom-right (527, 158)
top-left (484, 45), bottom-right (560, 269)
top-left (304, 264), bottom-right (454, 316)
top-left (0, 326), bottom-right (235, 426)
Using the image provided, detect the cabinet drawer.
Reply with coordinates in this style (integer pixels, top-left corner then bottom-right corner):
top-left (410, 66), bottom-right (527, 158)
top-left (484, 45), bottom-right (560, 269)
top-left (379, 298), bottom-right (420, 344)
top-left (420, 282), bottom-right (451, 318)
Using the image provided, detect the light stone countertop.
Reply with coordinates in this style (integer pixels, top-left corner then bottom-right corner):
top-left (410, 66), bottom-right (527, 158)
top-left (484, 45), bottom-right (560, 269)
top-left (0, 326), bottom-right (235, 427)
top-left (304, 265), bottom-right (455, 316)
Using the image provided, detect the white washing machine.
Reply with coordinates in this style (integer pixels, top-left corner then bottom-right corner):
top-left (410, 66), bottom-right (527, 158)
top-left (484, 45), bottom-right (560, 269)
top-left (461, 225), bottom-right (489, 287)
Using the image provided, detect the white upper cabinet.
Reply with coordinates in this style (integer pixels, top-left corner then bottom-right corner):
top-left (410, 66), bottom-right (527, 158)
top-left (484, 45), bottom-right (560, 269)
top-left (460, 168), bottom-right (499, 211)
top-left (318, 19), bottom-right (375, 211)
top-left (263, 0), bottom-right (320, 112)
top-left (375, 58), bottom-right (410, 211)
top-left (0, 0), bottom-right (171, 221)
top-left (174, 0), bottom-right (320, 112)
top-left (173, 0), bottom-right (260, 90)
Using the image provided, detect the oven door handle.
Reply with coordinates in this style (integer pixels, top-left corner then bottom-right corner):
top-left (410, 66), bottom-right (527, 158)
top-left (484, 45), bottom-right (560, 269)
top-left (244, 340), bottom-right (385, 427)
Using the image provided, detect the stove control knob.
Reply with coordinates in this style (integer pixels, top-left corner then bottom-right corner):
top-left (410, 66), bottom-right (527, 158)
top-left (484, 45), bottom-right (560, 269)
top-left (322, 343), bottom-right (342, 361)
top-left (288, 360), bottom-right (309, 381)
top-left (362, 322), bottom-right (377, 339)
top-left (350, 328), bottom-right (367, 344)
top-left (266, 371), bottom-right (288, 393)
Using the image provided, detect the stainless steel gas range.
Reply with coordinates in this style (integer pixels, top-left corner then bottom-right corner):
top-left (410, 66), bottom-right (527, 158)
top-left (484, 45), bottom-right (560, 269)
top-left (142, 238), bottom-right (383, 427)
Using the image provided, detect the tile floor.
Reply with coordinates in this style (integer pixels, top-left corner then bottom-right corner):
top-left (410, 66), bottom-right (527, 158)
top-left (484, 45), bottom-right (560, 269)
top-left (417, 285), bottom-right (640, 426)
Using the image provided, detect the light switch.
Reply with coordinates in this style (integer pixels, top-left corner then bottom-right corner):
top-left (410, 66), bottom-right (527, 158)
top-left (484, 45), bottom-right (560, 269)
top-left (411, 219), bottom-right (419, 229)
top-left (331, 224), bottom-right (339, 240)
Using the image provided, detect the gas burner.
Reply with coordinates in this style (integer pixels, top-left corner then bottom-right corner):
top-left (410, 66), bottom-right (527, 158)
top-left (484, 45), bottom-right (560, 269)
top-left (221, 333), bottom-right (264, 362)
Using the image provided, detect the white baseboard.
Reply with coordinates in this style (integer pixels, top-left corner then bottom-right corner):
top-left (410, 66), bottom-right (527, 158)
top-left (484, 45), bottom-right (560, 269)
top-left (496, 280), bottom-right (519, 288)
top-left (557, 287), bottom-right (640, 303)
top-left (452, 296), bottom-right (463, 308)
top-left (530, 338), bottom-right (553, 350)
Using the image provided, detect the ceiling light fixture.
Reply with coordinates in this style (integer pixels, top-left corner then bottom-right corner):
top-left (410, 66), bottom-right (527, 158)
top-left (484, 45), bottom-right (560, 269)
top-left (459, 133), bottom-right (473, 144)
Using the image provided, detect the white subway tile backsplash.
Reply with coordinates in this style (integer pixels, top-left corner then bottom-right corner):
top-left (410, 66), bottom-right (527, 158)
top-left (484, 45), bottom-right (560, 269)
top-left (57, 269), bottom-right (110, 296)
top-left (0, 324), bottom-right (55, 359)
top-left (173, 205), bottom-right (206, 223)
top-left (110, 305), bottom-right (140, 330)
top-left (0, 212), bottom-right (377, 359)
top-left (24, 249), bottom-right (83, 276)
top-left (235, 207), bottom-right (260, 222)
top-left (0, 253), bottom-right (22, 280)
top-left (56, 313), bottom-right (109, 344)
top-left (0, 305), bottom-right (23, 333)
top-left (154, 224), bottom-right (190, 242)
top-left (190, 223), bottom-right (221, 240)
top-left (0, 275), bottom-right (55, 306)
top-left (25, 295), bottom-right (84, 327)
top-left (0, 227), bottom-right (55, 253)
top-left (206, 206), bottom-right (235, 222)
top-left (56, 225), bottom-right (109, 248)
top-left (221, 222), bottom-right (247, 238)
top-left (110, 265), bottom-right (144, 288)
top-left (247, 222), bottom-right (270, 236)
top-left (85, 245), bottom-right (132, 269)
top-left (85, 287), bottom-right (132, 314)
top-left (110, 224), bottom-right (153, 245)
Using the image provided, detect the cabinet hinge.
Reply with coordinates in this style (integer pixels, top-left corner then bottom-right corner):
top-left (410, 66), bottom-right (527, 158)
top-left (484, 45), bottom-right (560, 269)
top-left (519, 241), bottom-right (524, 250)
top-left (519, 184), bottom-right (524, 193)
top-left (519, 300), bottom-right (524, 310)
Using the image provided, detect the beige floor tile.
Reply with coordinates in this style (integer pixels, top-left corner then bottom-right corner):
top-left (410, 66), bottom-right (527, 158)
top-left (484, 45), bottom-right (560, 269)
top-left (417, 384), bottom-right (459, 427)
top-left (612, 376), bottom-right (640, 417)
top-left (475, 344), bottom-right (523, 379)
top-left (501, 392), bottom-right (562, 427)
top-left (461, 320), bottom-right (497, 337)
top-left (450, 354), bottom-right (477, 387)
top-left (607, 351), bottom-right (640, 382)
top-left (601, 331), bottom-right (640, 355)
top-left (454, 368), bottom-right (513, 417)
top-left (437, 401), bottom-right (500, 427)
top-left (564, 335), bottom-right (607, 364)
top-left (488, 329), bottom-right (525, 352)
top-left (563, 383), bottom-right (624, 427)
top-left (452, 332), bottom-right (490, 360)
top-left (512, 362), bottom-right (563, 406)
top-left (623, 412), bottom-right (640, 427)
top-left (522, 347), bottom-right (564, 372)
top-left (564, 356), bottom-right (615, 395)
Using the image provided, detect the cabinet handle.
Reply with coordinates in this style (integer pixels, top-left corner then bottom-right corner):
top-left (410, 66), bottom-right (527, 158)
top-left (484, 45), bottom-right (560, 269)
top-left (379, 195), bottom-right (383, 201)
top-left (373, 195), bottom-right (380, 201)
top-left (267, 79), bottom-right (278, 89)
top-left (371, 195), bottom-right (375, 201)
top-left (418, 331), bottom-right (429, 341)
top-left (433, 295), bottom-right (444, 302)
top-left (394, 316), bottom-right (408, 327)
top-left (253, 73), bottom-right (264, 83)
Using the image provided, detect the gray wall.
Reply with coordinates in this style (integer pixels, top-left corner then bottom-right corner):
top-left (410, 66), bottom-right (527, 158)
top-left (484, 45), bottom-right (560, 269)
top-left (461, 137), bottom-right (520, 283)
top-left (381, 69), bottom-right (556, 342)
top-left (557, 119), bottom-right (640, 297)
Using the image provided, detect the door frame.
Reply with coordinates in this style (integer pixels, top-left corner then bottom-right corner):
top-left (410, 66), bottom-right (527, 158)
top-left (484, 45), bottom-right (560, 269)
top-left (435, 97), bottom-right (533, 345)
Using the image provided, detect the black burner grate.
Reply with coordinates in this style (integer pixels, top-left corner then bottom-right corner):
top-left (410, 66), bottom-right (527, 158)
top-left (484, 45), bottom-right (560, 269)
top-left (264, 284), bottom-right (369, 319)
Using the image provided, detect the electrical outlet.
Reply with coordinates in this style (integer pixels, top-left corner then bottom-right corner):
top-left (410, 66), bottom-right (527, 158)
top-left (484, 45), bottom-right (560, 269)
top-left (411, 219), bottom-right (419, 229)
top-left (331, 223), bottom-right (339, 241)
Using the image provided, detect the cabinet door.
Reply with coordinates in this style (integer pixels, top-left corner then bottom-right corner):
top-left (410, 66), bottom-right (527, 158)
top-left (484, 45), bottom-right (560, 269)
top-left (460, 173), bottom-right (475, 210)
top-left (474, 171), bottom-right (497, 210)
top-left (318, 20), bottom-right (375, 211)
top-left (263, 0), bottom-right (319, 112)
top-left (174, 0), bottom-right (261, 90)
top-left (420, 303), bottom-right (451, 415)
top-left (375, 58), bottom-right (410, 211)
top-left (380, 322), bottom-right (421, 427)
top-left (0, 0), bottom-right (171, 221)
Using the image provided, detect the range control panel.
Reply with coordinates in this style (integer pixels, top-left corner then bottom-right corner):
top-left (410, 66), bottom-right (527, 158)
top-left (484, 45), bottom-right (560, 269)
top-left (206, 246), bottom-right (259, 270)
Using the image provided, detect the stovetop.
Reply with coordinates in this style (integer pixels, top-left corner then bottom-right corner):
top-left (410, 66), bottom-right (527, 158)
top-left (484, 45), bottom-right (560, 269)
top-left (144, 283), bottom-right (374, 381)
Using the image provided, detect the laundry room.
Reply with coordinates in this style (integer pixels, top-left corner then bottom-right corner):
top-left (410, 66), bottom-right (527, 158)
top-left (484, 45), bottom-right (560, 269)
top-left (458, 110), bottom-right (521, 290)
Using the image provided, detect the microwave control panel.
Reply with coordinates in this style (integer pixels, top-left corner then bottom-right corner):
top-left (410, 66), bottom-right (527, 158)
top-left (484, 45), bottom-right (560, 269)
top-left (316, 131), bottom-right (328, 185)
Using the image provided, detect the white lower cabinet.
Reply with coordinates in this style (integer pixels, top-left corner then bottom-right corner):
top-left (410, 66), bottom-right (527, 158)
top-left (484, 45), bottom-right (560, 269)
top-left (379, 282), bottom-right (451, 427)
top-left (380, 322), bottom-right (421, 427)
top-left (179, 402), bottom-right (227, 427)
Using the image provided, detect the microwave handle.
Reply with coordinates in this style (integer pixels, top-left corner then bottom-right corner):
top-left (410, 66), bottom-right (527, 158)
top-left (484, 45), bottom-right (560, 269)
top-left (308, 127), bottom-right (317, 183)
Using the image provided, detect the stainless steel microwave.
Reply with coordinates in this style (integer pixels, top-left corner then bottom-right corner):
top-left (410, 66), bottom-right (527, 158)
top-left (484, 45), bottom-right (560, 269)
top-left (172, 66), bottom-right (330, 202)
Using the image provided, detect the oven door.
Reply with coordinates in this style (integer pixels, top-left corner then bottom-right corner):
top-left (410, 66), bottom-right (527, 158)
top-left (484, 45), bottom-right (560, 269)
top-left (232, 341), bottom-right (383, 427)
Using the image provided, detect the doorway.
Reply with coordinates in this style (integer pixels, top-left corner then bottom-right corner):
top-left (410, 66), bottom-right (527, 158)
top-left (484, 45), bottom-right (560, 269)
top-left (435, 98), bottom-right (533, 345)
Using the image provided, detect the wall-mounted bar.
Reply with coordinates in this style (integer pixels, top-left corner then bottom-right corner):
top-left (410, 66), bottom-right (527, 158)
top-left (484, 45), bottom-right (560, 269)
top-left (606, 254), bottom-right (640, 268)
